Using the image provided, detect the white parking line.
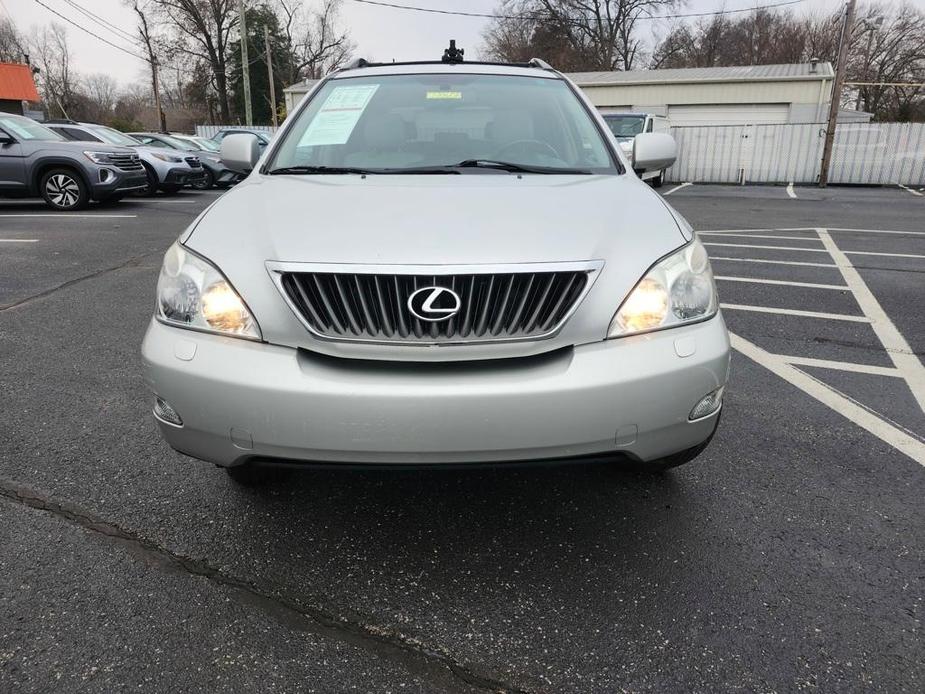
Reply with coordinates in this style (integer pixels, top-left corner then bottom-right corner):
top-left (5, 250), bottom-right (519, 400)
top-left (730, 333), bottom-right (925, 466)
top-left (706, 242), bottom-right (829, 253)
top-left (845, 250), bottom-right (925, 260)
top-left (897, 183), bottom-right (923, 197)
top-left (715, 276), bottom-right (848, 290)
top-left (781, 355), bottom-right (902, 378)
top-left (703, 227), bottom-right (925, 237)
top-left (817, 228), bottom-right (925, 414)
top-left (663, 182), bottom-right (692, 196)
top-left (786, 182), bottom-right (797, 199)
top-left (707, 243), bottom-right (925, 260)
top-left (721, 303), bottom-right (868, 322)
top-left (0, 214), bottom-right (137, 218)
top-left (710, 256), bottom-right (838, 268)
top-left (0, 239), bottom-right (38, 243)
top-left (700, 232), bottom-right (822, 242)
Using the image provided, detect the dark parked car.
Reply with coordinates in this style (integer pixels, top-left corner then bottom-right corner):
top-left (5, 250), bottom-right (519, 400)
top-left (129, 132), bottom-right (237, 189)
top-left (0, 114), bottom-right (146, 210)
top-left (46, 120), bottom-right (204, 196)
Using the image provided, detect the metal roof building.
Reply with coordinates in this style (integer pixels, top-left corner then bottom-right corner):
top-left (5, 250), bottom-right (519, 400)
top-left (568, 62), bottom-right (838, 125)
top-left (281, 62), bottom-right (864, 126)
top-left (0, 62), bottom-right (40, 116)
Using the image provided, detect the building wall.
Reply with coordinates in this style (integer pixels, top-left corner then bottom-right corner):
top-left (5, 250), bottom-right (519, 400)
top-left (580, 79), bottom-right (830, 124)
top-left (0, 99), bottom-right (24, 116)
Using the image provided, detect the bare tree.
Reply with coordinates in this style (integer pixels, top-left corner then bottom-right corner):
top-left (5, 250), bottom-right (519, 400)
top-left (484, 0), bottom-right (679, 71)
top-left (146, 0), bottom-right (239, 121)
top-left (275, 0), bottom-right (353, 83)
top-left (82, 73), bottom-right (119, 123)
top-left (29, 23), bottom-right (79, 118)
top-left (0, 16), bottom-right (27, 63)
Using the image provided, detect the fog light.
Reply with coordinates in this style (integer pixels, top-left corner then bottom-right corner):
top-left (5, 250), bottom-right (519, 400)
top-left (689, 386), bottom-right (724, 420)
top-left (154, 396), bottom-right (183, 426)
top-left (99, 168), bottom-right (112, 183)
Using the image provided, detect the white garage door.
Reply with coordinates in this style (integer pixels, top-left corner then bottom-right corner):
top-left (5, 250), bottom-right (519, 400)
top-left (668, 104), bottom-right (790, 126)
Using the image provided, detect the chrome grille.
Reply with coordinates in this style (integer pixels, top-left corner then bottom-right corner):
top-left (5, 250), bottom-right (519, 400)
top-left (108, 153), bottom-right (143, 172)
top-left (185, 156), bottom-right (202, 168)
top-left (275, 263), bottom-right (599, 344)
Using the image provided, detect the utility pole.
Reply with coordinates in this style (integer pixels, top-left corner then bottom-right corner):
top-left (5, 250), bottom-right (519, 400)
top-left (264, 25), bottom-right (278, 127)
top-left (134, 3), bottom-right (166, 131)
top-left (152, 57), bottom-right (166, 132)
top-left (238, 0), bottom-right (253, 126)
top-left (819, 0), bottom-right (857, 187)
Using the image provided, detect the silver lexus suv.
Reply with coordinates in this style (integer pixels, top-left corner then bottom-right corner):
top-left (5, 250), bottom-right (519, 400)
top-left (142, 50), bottom-right (730, 484)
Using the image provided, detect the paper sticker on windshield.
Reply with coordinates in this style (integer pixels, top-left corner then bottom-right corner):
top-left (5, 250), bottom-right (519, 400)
top-left (426, 91), bottom-right (461, 100)
top-left (299, 84), bottom-right (379, 146)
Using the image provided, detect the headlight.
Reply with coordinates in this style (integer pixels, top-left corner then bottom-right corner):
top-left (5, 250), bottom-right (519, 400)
top-left (151, 152), bottom-right (183, 163)
top-left (608, 236), bottom-right (717, 338)
top-left (83, 150), bottom-right (113, 164)
top-left (156, 242), bottom-right (261, 340)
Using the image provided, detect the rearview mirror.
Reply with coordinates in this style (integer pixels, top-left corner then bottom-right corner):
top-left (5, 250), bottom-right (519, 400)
top-left (632, 133), bottom-right (676, 174)
top-left (221, 133), bottom-right (261, 174)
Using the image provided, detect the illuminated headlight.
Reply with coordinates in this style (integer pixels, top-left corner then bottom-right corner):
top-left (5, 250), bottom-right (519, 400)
top-left (156, 242), bottom-right (261, 339)
top-left (608, 236), bottom-right (717, 337)
top-left (83, 150), bottom-right (114, 164)
top-left (151, 152), bottom-right (184, 163)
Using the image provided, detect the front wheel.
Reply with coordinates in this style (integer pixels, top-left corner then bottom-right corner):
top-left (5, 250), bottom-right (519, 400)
top-left (137, 164), bottom-right (158, 197)
top-left (40, 168), bottom-right (89, 211)
top-left (190, 170), bottom-right (213, 190)
top-left (650, 171), bottom-right (664, 188)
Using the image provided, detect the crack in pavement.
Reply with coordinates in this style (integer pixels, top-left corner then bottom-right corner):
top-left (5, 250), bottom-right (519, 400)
top-left (0, 478), bottom-right (528, 694)
top-left (0, 253), bottom-right (160, 312)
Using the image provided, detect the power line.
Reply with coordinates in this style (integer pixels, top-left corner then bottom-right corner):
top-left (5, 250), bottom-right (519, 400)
top-left (61, 0), bottom-right (138, 43)
top-left (350, 0), bottom-right (807, 22)
top-left (32, 0), bottom-right (148, 62)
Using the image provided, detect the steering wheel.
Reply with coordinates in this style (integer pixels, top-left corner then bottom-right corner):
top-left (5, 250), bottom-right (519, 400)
top-left (495, 139), bottom-right (561, 161)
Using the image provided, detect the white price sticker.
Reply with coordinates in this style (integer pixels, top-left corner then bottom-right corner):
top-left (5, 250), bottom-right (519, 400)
top-left (299, 84), bottom-right (380, 146)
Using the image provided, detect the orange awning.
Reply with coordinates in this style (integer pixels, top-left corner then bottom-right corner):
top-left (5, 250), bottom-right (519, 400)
top-left (0, 62), bottom-right (40, 102)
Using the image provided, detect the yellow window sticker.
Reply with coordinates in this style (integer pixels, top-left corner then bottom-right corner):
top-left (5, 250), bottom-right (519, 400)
top-left (426, 91), bottom-right (462, 100)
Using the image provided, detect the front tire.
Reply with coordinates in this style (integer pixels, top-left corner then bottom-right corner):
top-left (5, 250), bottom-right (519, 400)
top-left (137, 163), bottom-right (158, 197)
top-left (190, 170), bottom-right (213, 190)
top-left (40, 168), bottom-right (89, 211)
top-left (651, 171), bottom-right (664, 188)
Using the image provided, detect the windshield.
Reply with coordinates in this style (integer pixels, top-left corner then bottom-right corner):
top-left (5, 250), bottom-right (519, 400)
top-left (603, 115), bottom-right (646, 140)
top-left (270, 74), bottom-right (617, 173)
top-left (0, 115), bottom-right (64, 142)
top-left (156, 134), bottom-right (194, 150)
top-left (90, 125), bottom-right (140, 146)
top-left (192, 137), bottom-right (220, 152)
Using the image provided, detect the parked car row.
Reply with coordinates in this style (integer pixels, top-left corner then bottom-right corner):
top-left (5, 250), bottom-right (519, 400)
top-left (0, 114), bottom-right (264, 210)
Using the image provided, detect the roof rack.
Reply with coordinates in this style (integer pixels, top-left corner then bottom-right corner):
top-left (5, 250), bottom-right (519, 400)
top-left (340, 41), bottom-right (555, 74)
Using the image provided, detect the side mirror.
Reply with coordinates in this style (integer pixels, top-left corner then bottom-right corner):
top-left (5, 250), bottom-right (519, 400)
top-left (632, 133), bottom-right (676, 173)
top-left (221, 133), bottom-right (261, 174)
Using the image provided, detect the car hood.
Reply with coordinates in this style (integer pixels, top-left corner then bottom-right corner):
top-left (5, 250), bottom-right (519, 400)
top-left (184, 173), bottom-right (690, 360)
top-left (44, 140), bottom-right (136, 155)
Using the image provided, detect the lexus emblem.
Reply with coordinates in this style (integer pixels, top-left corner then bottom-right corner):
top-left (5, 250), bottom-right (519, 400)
top-left (407, 286), bottom-right (461, 322)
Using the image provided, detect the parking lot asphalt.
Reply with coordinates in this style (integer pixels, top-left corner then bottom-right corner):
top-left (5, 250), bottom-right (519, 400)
top-left (1, 184), bottom-right (923, 692)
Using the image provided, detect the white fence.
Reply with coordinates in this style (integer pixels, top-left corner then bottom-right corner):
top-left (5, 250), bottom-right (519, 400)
top-left (195, 124), bottom-right (278, 139)
top-left (665, 122), bottom-right (925, 186)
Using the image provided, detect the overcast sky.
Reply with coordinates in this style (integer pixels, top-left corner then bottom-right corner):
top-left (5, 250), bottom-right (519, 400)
top-left (5, 0), bottom-right (922, 87)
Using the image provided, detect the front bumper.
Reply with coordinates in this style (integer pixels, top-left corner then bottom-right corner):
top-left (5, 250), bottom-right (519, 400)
top-left (163, 167), bottom-right (207, 186)
top-left (90, 168), bottom-right (148, 198)
top-left (141, 314), bottom-right (731, 467)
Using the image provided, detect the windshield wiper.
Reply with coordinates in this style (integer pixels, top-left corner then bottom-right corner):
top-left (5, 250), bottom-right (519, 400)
top-left (453, 159), bottom-right (592, 175)
top-left (267, 165), bottom-right (375, 175)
